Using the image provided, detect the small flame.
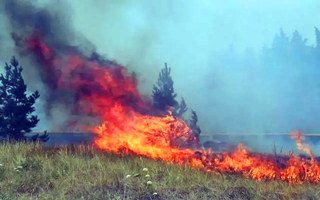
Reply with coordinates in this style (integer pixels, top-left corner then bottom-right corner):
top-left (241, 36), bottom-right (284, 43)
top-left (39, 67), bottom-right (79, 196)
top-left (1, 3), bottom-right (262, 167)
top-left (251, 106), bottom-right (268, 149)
top-left (290, 130), bottom-right (315, 160)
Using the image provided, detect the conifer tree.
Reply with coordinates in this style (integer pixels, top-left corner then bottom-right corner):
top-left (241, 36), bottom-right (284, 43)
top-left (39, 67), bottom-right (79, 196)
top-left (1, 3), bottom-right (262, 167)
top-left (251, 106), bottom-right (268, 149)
top-left (152, 63), bottom-right (201, 144)
top-left (0, 56), bottom-right (48, 141)
top-left (152, 63), bottom-right (188, 117)
top-left (189, 110), bottom-right (201, 144)
top-left (174, 98), bottom-right (187, 117)
top-left (152, 63), bottom-right (178, 110)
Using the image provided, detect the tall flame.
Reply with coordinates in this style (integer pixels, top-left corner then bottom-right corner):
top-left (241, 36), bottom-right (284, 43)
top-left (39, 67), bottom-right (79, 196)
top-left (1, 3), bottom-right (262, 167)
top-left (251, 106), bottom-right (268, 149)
top-left (23, 33), bottom-right (320, 184)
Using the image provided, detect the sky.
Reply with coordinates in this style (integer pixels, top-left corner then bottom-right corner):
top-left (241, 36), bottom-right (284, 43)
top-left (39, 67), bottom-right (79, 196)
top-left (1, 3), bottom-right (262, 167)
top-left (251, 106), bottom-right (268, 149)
top-left (1, 0), bottom-right (320, 134)
top-left (68, 0), bottom-right (320, 134)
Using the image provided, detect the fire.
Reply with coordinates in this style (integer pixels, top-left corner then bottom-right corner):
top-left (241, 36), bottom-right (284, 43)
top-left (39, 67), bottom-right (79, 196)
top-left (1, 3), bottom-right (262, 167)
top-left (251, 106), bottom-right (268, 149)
top-left (22, 33), bottom-right (320, 184)
top-left (199, 144), bottom-right (320, 183)
top-left (93, 110), bottom-right (195, 164)
top-left (290, 130), bottom-right (315, 160)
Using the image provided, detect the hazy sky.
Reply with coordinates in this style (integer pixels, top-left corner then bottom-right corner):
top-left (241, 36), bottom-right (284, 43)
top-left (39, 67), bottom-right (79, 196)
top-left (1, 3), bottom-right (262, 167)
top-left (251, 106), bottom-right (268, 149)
top-left (1, 0), bottom-right (320, 133)
top-left (64, 0), bottom-right (320, 94)
top-left (66, 0), bottom-right (320, 133)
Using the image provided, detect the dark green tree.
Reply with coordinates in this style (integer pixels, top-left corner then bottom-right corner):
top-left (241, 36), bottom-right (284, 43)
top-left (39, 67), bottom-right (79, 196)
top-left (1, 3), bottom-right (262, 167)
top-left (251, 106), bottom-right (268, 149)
top-left (152, 63), bottom-right (202, 146)
top-left (0, 56), bottom-right (48, 141)
top-left (152, 63), bottom-right (188, 117)
top-left (188, 110), bottom-right (201, 144)
top-left (152, 63), bottom-right (178, 110)
top-left (174, 98), bottom-right (187, 117)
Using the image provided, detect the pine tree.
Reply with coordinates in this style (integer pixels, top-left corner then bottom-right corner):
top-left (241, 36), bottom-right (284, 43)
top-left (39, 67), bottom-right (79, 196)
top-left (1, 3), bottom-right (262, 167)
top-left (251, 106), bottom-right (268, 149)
top-left (290, 30), bottom-right (308, 61)
top-left (152, 63), bottom-right (178, 111)
top-left (188, 110), bottom-right (201, 144)
top-left (272, 29), bottom-right (290, 50)
top-left (152, 63), bottom-right (188, 117)
top-left (264, 29), bottom-right (290, 65)
top-left (0, 56), bottom-right (48, 141)
top-left (174, 98), bottom-right (187, 117)
top-left (152, 62), bottom-right (201, 147)
top-left (290, 31), bottom-right (307, 50)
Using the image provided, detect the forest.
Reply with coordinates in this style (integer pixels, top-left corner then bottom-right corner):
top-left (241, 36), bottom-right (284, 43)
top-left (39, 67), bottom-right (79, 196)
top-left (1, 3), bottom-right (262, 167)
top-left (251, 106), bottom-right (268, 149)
top-left (199, 28), bottom-right (320, 134)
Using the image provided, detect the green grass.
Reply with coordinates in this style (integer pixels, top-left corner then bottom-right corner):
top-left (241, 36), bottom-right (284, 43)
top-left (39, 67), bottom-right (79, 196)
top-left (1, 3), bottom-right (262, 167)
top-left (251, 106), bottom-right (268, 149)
top-left (0, 143), bottom-right (319, 199)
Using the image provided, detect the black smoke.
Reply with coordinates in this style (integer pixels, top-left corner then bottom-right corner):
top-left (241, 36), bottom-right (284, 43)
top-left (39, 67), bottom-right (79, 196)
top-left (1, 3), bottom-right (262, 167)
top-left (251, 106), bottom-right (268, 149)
top-left (0, 0), bottom-right (132, 130)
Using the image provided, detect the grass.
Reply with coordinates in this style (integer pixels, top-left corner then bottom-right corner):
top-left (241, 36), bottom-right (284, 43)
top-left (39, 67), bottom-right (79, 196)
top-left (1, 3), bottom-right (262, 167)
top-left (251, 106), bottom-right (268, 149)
top-left (0, 143), bottom-right (319, 199)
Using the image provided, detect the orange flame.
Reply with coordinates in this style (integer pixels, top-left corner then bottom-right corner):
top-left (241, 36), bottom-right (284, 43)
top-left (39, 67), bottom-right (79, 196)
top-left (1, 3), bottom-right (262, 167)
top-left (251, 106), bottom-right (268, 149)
top-left (25, 34), bottom-right (320, 184)
top-left (92, 103), bottom-right (320, 184)
top-left (290, 130), bottom-right (315, 160)
top-left (93, 107), bottom-right (195, 164)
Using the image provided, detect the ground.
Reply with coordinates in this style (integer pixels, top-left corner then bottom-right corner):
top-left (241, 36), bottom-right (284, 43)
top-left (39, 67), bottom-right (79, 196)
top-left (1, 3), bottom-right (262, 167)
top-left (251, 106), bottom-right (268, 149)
top-left (0, 143), bottom-right (319, 200)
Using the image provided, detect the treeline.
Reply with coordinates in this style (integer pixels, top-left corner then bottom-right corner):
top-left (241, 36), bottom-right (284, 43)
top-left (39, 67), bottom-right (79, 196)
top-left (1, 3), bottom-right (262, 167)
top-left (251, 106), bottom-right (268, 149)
top-left (207, 27), bottom-right (320, 133)
top-left (220, 28), bottom-right (320, 69)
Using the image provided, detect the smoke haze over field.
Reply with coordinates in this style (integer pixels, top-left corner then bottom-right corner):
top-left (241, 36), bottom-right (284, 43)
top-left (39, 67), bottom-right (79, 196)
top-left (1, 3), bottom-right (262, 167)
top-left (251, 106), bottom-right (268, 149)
top-left (1, 0), bottom-right (320, 134)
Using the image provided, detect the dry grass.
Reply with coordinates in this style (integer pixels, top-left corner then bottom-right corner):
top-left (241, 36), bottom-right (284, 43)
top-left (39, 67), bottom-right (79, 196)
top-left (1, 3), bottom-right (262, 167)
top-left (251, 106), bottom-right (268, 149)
top-left (0, 143), bottom-right (319, 199)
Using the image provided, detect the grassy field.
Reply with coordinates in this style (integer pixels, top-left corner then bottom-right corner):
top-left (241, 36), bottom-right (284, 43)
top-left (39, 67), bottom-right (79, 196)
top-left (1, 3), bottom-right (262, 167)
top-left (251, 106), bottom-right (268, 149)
top-left (0, 143), bottom-right (319, 200)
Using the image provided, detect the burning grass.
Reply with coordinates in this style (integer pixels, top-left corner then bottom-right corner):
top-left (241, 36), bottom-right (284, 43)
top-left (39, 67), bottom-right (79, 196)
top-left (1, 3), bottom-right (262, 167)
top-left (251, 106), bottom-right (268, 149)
top-left (4, 32), bottom-right (320, 198)
top-left (0, 143), bottom-right (320, 199)
top-left (17, 33), bottom-right (320, 185)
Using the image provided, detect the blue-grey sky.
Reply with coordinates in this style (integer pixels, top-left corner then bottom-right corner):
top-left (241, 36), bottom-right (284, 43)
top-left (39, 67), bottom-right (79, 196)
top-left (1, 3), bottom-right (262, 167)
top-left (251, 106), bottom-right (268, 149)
top-left (66, 0), bottom-right (320, 133)
top-left (1, 0), bottom-right (320, 134)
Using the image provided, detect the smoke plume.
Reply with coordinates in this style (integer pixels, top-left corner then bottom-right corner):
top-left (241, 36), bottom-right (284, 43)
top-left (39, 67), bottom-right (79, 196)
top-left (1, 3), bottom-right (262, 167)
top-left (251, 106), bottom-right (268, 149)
top-left (1, 0), bottom-right (320, 146)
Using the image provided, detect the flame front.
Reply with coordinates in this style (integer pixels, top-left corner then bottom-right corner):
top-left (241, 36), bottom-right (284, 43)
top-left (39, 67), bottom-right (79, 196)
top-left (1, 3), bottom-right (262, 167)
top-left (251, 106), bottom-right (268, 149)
top-left (23, 33), bottom-right (320, 184)
top-left (93, 108), bottom-right (194, 164)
